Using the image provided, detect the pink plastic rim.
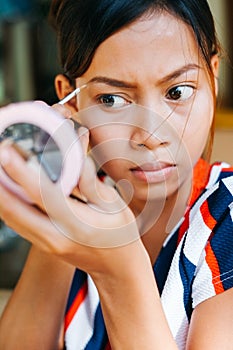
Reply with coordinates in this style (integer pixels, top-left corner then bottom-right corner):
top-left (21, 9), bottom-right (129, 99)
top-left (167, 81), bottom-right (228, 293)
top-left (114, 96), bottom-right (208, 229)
top-left (0, 101), bottom-right (83, 202)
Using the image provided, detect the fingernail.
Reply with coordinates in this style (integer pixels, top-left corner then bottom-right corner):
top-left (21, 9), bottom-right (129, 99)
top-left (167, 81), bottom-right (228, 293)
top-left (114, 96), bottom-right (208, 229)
top-left (0, 147), bottom-right (10, 166)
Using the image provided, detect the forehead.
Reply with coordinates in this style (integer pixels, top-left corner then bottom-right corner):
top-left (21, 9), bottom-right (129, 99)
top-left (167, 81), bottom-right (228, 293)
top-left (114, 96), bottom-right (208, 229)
top-left (82, 11), bottom-right (201, 83)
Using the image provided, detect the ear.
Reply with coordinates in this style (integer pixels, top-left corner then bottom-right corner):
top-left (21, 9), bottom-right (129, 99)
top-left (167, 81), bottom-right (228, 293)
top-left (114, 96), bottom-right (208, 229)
top-left (211, 54), bottom-right (219, 96)
top-left (55, 74), bottom-right (78, 113)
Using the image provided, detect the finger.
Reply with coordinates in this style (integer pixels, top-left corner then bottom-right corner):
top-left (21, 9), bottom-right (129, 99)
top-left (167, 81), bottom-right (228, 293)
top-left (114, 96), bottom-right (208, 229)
top-left (0, 143), bottom-right (53, 210)
top-left (0, 182), bottom-right (65, 253)
top-left (0, 139), bottom-right (137, 248)
top-left (78, 156), bottom-right (125, 213)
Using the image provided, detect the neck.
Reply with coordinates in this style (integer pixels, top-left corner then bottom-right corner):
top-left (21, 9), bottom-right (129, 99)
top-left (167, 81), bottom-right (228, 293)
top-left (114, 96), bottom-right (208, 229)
top-left (124, 176), bottom-right (192, 264)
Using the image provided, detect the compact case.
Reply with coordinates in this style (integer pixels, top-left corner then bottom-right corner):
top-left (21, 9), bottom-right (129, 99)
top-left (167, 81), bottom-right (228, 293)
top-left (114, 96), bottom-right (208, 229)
top-left (0, 101), bottom-right (83, 202)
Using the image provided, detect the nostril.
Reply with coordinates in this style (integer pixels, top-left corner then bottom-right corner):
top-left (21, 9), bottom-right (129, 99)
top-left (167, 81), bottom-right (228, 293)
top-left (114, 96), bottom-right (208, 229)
top-left (130, 128), bottom-right (169, 151)
top-left (141, 132), bottom-right (169, 148)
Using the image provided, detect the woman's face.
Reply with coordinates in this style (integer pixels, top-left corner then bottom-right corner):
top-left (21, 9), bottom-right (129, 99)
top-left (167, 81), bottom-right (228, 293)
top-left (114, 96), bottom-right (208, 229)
top-left (73, 12), bottom-right (218, 203)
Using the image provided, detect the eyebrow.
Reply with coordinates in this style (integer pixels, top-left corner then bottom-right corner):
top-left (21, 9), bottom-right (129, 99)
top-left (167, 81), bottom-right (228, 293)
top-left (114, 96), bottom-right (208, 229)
top-left (156, 63), bottom-right (201, 85)
top-left (88, 76), bottom-right (137, 89)
top-left (87, 64), bottom-right (201, 89)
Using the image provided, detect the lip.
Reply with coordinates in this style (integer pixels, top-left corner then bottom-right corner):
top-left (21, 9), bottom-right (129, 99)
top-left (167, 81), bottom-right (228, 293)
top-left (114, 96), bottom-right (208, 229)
top-left (130, 161), bottom-right (176, 183)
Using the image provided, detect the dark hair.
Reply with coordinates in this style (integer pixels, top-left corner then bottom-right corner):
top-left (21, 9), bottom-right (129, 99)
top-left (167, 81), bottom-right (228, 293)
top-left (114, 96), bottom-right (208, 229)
top-left (49, 0), bottom-right (219, 80)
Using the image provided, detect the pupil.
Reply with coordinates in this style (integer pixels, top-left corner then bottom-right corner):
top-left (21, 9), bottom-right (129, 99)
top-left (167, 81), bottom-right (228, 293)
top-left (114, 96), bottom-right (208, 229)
top-left (171, 87), bottom-right (181, 100)
top-left (103, 95), bottom-right (114, 106)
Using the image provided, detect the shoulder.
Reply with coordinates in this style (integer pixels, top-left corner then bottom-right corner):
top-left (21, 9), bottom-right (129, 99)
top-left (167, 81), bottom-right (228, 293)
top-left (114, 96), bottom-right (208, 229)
top-left (181, 161), bottom-right (233, 248)
top-left (190, 160), bottom-right (233, 227)
top-left (206, 161), bottom-right (233, 190)
top-left (189, 159), bottom-right (233, 207)
top-left (185, 161), bottom-right (233, 307)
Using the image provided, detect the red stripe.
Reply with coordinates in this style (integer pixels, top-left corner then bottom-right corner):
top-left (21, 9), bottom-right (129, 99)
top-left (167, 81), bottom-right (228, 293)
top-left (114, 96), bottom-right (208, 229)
top-left (177, 212), bottom-right (189, 245)
top-left (205, 242), bottom-right (224, 294)
top-left (64, 281), bottom-right (88, 331)
top-left (222, 167), bottom-right (233, 172)
top-left (200, 200), bottom-right (217, 231)
top-left (188, 159), bottom-right (211, 208)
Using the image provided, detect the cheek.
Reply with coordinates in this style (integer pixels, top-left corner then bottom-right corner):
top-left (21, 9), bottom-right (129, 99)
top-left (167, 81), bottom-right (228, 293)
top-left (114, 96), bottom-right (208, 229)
top-left (89, 124), bottom-right (133, 153)
top-left (89, 127), bottom-right (114, 149)
top-left (89, 127), bottom-right (129, 171)
top-left (101, 159), bottom-right (124, 179)
top-left (180, 96), bottom-right (214, 161)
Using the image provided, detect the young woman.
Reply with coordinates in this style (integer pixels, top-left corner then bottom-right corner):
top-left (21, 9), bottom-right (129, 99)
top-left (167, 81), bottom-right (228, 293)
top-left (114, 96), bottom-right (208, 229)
top-left (0, 0), bottom-right (233, 349)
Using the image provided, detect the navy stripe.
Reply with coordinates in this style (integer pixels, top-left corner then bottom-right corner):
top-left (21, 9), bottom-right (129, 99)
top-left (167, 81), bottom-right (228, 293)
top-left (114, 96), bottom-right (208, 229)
top-left (66, 269), bottom-right (87, 312)
top-left (218, 170), bottom-right (233, 181)
top-left (179, 236), bottom-right (195, 320)
top-left (85, 304), bottom-right (108, 350)
top-left (205, 178), bottom-right (233, 290)
top-left (207, 179), bottom-right (232, 222)
top-left (154, 230), bottom-right (179, 295)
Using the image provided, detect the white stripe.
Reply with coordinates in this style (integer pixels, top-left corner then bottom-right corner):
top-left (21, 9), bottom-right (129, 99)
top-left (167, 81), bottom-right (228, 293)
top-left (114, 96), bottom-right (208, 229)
top-left (65, 276), bottom-right (99, 350)
top-left (189, 182), bottom-right (218, 222)
top-left (229, 202), bottom-right (233, 221)
top-left (192, 250), bottom-right (216, 308)
top-left (184, 208), bottom-right (213, 266)
top-left (161, 236), bottom-right (188, 349)
top-left (222, 176), bottom-right (233, 196)
top-left (206, 162), bottom-right (229, 189)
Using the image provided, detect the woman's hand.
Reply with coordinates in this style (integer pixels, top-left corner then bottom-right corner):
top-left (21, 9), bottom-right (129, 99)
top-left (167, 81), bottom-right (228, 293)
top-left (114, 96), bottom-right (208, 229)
top-left (0, 103), bottom-right (178, 350)
top-left (0, 102), bottom-right (143, 278)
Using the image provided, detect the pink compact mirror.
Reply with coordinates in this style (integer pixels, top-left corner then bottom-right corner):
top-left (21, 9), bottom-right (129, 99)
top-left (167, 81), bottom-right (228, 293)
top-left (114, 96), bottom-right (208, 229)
top-left (0, 101), bottom-right (84, 202)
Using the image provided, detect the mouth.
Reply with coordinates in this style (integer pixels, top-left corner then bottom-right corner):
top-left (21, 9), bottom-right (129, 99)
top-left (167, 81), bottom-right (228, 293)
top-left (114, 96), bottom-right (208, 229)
top-left (130, 161), bottom-right (176, 183)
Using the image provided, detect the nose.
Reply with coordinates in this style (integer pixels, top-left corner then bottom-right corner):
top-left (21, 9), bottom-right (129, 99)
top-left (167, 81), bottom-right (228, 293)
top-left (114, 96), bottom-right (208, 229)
top-left (130, 126), bottom-right (169, 150)
top-left (127, 103), bottom-right (171, 151)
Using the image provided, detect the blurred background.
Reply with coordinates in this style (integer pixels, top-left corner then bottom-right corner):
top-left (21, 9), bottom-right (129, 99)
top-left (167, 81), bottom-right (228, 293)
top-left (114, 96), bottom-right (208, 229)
top-left (0, 0), bottom-right (59, 107)
top-left (0, 0), bottom-right (232, 300)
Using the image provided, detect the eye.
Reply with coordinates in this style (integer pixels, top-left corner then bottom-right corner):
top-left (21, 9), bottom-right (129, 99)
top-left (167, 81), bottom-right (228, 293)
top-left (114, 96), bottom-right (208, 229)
top-left (166, 85), bottom-right (195, 101)
top-left (97, 94), bottom-right (131, 109)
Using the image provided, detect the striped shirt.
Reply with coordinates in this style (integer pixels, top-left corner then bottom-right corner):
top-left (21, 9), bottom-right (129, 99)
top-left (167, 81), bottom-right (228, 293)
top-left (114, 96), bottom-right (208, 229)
top-left (64, 159), bottom-right (233, 350)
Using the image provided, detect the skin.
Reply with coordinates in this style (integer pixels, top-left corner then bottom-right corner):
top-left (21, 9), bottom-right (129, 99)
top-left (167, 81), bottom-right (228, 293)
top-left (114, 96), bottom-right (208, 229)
top-left (0, 11), bottom-right (233, 350)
